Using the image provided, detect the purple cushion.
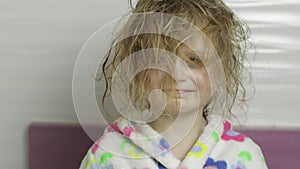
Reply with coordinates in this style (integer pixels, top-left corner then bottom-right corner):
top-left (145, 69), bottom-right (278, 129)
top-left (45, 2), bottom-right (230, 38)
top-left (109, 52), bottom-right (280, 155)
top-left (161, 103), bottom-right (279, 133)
top-left (28, 123), bottom-right (104, 169)
top-left (239, 129), bottom-right (300, 169)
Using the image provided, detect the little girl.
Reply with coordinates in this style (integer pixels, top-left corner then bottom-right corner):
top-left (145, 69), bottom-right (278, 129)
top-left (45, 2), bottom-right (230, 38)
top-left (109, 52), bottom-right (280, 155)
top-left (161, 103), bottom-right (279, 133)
top-left (80, 0), bottom-right (268, 168)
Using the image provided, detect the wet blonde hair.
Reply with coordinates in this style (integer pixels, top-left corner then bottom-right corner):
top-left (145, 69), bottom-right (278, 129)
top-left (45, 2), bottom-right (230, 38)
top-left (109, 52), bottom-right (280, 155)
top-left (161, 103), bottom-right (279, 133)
top-left (98, 0), bottom-right (252, 120)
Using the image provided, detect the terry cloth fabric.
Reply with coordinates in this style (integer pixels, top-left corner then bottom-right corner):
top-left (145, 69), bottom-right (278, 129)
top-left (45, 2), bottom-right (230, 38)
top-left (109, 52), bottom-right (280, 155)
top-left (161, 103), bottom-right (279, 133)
top-left (79, 114), bottom-right (268, 169)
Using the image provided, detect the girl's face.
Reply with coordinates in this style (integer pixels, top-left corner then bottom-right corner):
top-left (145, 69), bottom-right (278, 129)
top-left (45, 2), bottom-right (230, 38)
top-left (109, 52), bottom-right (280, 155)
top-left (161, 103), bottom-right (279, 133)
top-left (148, 39), bottom-right (212, 117)
top-left (166, 44), bottom-right (211, 115)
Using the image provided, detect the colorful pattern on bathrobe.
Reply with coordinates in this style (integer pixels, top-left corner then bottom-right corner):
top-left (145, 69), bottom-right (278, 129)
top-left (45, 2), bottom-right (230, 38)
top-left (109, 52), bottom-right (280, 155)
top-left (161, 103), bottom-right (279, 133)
top-left (79, 114), bottom-right (268, 169)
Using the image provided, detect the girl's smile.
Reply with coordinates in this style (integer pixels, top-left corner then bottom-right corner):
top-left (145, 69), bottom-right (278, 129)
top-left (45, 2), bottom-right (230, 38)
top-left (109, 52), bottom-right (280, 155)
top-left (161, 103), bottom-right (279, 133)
top-left (175, 89), bottom-right (197, 94)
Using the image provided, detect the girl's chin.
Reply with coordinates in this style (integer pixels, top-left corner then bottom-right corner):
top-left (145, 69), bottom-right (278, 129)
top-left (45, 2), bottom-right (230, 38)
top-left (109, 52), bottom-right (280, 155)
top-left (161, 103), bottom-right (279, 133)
top-left (165, 102), bottom-right (201, 115)
top-left (163, 97), bottom-right (209, 115)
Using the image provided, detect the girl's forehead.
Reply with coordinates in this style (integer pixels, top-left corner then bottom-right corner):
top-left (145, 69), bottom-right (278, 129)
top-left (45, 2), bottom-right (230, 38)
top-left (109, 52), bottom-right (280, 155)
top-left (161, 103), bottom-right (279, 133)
top-left (178, 36), bottom-right (206, 54)
top-left (183, 33), bottom-right (207, 51)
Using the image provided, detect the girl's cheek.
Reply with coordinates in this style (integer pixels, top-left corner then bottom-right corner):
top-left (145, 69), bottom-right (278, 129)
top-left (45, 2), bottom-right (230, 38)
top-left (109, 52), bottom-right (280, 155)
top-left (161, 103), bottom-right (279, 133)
top-left (196, 70), bottom-right (211, 95)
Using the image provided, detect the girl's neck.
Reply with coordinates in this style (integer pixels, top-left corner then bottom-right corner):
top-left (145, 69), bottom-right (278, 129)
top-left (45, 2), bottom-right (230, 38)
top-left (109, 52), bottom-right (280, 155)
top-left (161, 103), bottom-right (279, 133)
top-left (149, 109), bottom-right (207, 161)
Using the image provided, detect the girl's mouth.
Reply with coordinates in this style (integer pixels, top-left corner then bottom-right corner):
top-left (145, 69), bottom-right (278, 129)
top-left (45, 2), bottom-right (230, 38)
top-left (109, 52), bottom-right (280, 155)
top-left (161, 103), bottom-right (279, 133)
top-left (175, 89), bottom-right (196, 94)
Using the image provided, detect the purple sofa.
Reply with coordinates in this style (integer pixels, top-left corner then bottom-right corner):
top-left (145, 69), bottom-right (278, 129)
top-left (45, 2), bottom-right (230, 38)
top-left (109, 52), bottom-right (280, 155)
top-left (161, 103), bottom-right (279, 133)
top-left (28, 123), bottom-right (300, 169)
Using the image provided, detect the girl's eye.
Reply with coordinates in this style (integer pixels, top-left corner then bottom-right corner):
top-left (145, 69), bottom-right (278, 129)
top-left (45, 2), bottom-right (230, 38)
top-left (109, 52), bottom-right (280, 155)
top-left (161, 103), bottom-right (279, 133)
top-left (186, 56), bottom-right (204, 68)
top-left (188, 56), bottom-right (201, 63)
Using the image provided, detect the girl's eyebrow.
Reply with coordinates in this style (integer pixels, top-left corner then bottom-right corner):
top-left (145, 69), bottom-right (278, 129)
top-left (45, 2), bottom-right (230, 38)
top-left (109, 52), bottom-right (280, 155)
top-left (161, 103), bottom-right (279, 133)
top-left (193, 48), bottom-right (205, 54)
top-left (187, 50), bottom-right (202, 56)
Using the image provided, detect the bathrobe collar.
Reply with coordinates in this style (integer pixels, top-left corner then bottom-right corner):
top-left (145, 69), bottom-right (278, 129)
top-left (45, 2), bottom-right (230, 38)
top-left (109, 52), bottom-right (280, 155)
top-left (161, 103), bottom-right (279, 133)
top-left (107, 114), bottom-right (225, 168)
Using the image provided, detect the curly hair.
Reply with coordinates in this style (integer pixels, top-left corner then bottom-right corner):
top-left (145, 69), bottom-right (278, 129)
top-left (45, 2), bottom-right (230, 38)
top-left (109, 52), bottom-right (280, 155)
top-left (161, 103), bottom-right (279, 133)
top-left (97, 0), bottom-right (252, 121)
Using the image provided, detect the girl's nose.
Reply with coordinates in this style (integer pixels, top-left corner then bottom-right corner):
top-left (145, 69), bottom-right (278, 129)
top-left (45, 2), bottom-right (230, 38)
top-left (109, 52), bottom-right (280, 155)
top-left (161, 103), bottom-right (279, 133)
top-left (174, 58), bottom-right (189, 81)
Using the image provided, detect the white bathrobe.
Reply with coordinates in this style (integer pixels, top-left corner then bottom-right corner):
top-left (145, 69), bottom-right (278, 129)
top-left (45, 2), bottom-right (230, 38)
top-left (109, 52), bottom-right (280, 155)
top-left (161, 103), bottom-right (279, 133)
top-left (79, 114), bottom-right (268, 169)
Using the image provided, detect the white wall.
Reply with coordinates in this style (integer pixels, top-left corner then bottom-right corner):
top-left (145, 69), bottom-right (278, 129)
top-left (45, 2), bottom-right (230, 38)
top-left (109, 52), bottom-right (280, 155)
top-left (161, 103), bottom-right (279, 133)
top-left (226, 0), bottom-right (300, 127)
top-left (0, 0), bottom-right (128, 168)
top-left (1, 0), bottom-right (300, 168)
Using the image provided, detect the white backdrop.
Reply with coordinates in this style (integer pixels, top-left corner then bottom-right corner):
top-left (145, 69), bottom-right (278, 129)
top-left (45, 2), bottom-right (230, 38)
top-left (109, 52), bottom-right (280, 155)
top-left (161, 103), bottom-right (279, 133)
top-left (1, 0), bottom-right (300, 168)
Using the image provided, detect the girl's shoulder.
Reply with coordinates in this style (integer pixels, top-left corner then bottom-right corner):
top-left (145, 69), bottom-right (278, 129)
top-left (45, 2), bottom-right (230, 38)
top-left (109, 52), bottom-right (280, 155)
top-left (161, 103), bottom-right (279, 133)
top-left (79, 121), bottom-right (161, 169)
top-left (206, 120), bottom-right (268, 168)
